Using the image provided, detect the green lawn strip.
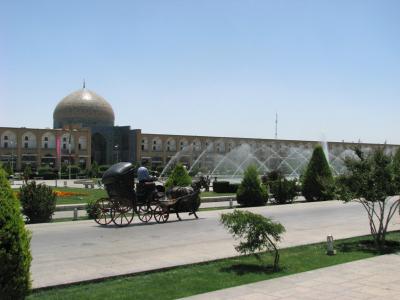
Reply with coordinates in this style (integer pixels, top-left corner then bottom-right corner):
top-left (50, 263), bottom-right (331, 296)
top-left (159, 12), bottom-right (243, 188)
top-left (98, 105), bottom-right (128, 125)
top-left (28, 231), bottom-right (400, 300)
top-left (14, 187), bottom-right (233, 206)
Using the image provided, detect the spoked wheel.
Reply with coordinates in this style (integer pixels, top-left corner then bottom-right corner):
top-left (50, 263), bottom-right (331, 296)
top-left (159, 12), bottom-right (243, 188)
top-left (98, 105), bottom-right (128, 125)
top-left (137, 204), bottom-right (153, 223)
top-left (153, 205), bottom-right (169, 223)
top-left (94, 198), bottom-right (113, 226)
top-left (111, 203), bottom-right (134, 227)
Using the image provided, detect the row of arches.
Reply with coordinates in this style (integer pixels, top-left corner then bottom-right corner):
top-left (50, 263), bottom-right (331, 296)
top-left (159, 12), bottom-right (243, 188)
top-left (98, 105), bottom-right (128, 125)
top-left (0, 131), bottom-right (88, 150)
top-left (141, 137), bottom-right (255, 153)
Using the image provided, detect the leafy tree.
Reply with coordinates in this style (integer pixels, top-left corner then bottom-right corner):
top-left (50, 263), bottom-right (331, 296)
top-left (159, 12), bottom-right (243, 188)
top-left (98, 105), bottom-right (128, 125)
top-left (220, 210), bottom-right (285, 271)
top-left (337, 148), bottom-right (400, 248)
top-left (393, 147), bottom-right (400, 187)
top-left (236, 165), bottom-right (268, 206)
top-left (0, 166), bottom-right (32, 299)
top-left (19, 182), bottom-right (57, 223)
top-left (165, 163), bottom-right (192, 189)
top-left (89, 161), bottom-right (99, 178)
top-left (302, 145), bottom-right (335, 201)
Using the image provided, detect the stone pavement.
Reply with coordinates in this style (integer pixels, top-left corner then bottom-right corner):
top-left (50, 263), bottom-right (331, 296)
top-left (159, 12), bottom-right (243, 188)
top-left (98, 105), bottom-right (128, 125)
top-left (182, 254), bottom-right (400, 300)
top-left (29, 200), bottom-right (400, 288)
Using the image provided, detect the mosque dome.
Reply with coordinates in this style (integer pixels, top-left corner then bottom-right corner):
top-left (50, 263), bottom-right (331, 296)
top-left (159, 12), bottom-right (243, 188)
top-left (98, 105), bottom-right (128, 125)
top-left (53, 87), bottom-right (115, 128)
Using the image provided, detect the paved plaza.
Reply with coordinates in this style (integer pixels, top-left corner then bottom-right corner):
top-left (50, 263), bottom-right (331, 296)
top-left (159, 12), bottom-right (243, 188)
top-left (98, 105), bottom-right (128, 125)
top-left (29, 200), bottom-right (400, 289)
top-left (182, 254), bottom-right (400, 300)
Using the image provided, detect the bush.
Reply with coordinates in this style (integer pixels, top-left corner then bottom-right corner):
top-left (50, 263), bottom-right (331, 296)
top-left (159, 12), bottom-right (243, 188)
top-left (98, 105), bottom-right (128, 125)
top-left (236, 165), bottom-right (268, 206)
top-left (19, 182), bottom-right (57, 223)
top-left (0, 167), bottom-right (32, 299)
top-left (220, 210), bottom-right (285, 271)
top-left (213, 181), bottom-right (239, 193)
top-left (269, 178), bottom-right (298, 204)
top-left (86, 200), bottom-right (97, 219)
top-left (37, 166), bottom-right (58, 180)
top-left (165, 164), bottom-right (192, 189)
top-left (67, 165), bottom-right (81, 175)
top-left (302, 145), bottom-right (335, 201)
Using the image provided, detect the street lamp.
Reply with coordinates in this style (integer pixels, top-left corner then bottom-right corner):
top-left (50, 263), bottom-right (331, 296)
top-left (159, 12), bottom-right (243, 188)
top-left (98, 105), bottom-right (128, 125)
top-left (10, 140), bottom-right (14, 175)
top-left (114, 145), bottom-right (119, 163)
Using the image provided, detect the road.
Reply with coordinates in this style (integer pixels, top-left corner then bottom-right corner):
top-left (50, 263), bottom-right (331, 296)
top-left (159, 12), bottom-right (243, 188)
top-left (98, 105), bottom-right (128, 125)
top-left (29, 200), bottom-right (400, 289)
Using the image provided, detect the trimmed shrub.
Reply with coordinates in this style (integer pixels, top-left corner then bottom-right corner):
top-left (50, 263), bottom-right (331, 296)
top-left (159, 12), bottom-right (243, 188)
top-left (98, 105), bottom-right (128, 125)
top-left (37, 166), bottom-right (58, 180)
top-left (213, 181), bottom-right (239, 193)
top-left (237, 165), bottom-right (268, 206)
top-left (165, 163), bottom-right (192, 189)
top-left (0, 167), bottom-right (32, 299)
top-left (269, 178), bottom-right (298, 204)
top-left (213, 181), bottom-right (230, 193)
top-left (19, 182), bottom-right (57, 223)
top-left (302, 145), bottom-right (335, 201)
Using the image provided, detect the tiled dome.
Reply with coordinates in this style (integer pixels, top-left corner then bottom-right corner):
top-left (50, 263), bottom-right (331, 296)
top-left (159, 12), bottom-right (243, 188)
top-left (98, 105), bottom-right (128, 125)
top-left (53, 88), bottom-right (115, 128)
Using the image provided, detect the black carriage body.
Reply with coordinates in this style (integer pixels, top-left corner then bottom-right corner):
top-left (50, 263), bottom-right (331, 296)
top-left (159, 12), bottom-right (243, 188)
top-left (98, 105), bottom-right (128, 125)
top-left (102, 162), bottom-right (136, 202)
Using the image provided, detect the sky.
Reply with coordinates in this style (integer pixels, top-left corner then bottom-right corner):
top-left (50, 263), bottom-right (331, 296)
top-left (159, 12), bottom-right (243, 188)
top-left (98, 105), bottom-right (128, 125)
top-left (1, 0), bottom-right (400, 144)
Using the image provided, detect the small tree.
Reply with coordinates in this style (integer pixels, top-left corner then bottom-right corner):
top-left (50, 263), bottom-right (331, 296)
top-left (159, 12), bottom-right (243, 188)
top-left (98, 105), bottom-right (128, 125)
top-left (165, 163), bottom-right (192, 189)
top-left (236, 165), bottom-right (268, 206)
top-left (88, 161), bottom-right (99, 178)
top-left (23, 164), bottom-right (32, 184)
top-left (302, 145), bottom-right (335, 201)
top-left (220, 210), bottom-right (285, 271)
top-left (0, 167), bottom-right (32, 299)
top-left (337, 148), bottom-right (400, 248)
top-left (19, 182), bottom-right (57, 223)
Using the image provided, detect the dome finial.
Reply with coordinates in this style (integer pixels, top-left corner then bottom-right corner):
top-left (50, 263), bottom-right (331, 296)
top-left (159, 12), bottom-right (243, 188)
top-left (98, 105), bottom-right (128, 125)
top-left (83, 79), bottom-right (86, 89)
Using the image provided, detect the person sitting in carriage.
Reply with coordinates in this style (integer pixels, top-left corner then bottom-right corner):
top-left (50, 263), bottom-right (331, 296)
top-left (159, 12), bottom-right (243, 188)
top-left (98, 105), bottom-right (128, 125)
top-left (136, 166), bottom-right (157, 201)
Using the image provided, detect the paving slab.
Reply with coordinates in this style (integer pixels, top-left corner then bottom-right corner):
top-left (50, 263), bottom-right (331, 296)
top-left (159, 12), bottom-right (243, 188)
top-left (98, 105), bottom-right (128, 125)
top-left (29, 200), bottom-right (400, 289)
top-left (181, 254), bottom-right (400, 300)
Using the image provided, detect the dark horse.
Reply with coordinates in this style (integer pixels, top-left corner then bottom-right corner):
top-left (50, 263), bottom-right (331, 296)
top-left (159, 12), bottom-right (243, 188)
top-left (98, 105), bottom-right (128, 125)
top-left (165, 180), bottom-right (202, 220)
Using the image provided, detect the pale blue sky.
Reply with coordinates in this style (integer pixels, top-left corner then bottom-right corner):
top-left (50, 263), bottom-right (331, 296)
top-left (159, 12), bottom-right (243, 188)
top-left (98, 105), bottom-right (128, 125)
top-left (1, 0), bottom-right (399, 144)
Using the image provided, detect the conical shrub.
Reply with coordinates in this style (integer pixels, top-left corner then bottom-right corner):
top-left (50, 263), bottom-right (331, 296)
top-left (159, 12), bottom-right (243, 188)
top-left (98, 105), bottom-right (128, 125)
top-left (302, 145), bottom-right (335, 201)
top-left (0, 167), bottom-right (31, 299)
top-left (165, 163), bottom-right (192, 189)
top-left (237, 165), bottom-right (268, 206)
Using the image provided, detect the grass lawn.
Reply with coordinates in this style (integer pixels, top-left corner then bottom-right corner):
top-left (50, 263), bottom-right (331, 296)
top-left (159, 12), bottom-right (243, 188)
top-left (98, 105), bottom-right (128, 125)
top-left (28, 231), bottom-right (400, 300)
top-left (53, 188), bottom-right (107, 205)
top-left (13, 187), bottom-right (234, 205)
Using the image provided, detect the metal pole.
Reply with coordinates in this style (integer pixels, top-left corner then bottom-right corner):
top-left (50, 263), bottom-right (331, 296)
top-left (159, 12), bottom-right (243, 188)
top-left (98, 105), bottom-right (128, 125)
top-left (10, 141), bottom-right (14, 175)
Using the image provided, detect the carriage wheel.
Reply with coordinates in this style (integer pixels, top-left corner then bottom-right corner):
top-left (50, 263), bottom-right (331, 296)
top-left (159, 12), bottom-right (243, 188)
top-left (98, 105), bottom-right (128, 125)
top-left (153, 205), bottom-right (169, 223)
top-left (137, 204), bottom-right (153, 223)
top-left (111, 203), bottom-right (134, 227)
top-left (94, 198), bottom-right (113, 226)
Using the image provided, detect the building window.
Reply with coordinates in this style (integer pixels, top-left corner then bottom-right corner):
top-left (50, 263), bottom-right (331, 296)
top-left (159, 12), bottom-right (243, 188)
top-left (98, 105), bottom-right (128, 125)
top-left (63, 144), bottom-right (66, 150)
top-left (24, 136), bottom-right (28, 141)
top-left (44, 143), bottom-right (48, 149)
top-left (44, 137), bottom-right (48, 141)
top-left (141, 145), bottom-right (144, 151)
top-left (167, 141), bottom-right (170, 145)
top-left (78, 143), bottom-right (81, 150)
top-left (153, 145), bottom-right (156, 151)
top-left (153, 141), bottom-right (156, 145)
top-left (63, 138), bottom-right (67, 142)
top-left (4, 142), bottom-right (8, 148)
top-left (24, 142), bottom-right (28, 148)
top-left (167, 146), bottom-right (170, 151)
top-left (4, 136), bottom-right (8, 140)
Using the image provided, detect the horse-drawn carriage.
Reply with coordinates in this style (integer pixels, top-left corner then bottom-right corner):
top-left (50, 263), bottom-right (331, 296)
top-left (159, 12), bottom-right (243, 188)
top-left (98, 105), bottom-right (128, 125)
top-left (93, 162), bottom-right (200, 227)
